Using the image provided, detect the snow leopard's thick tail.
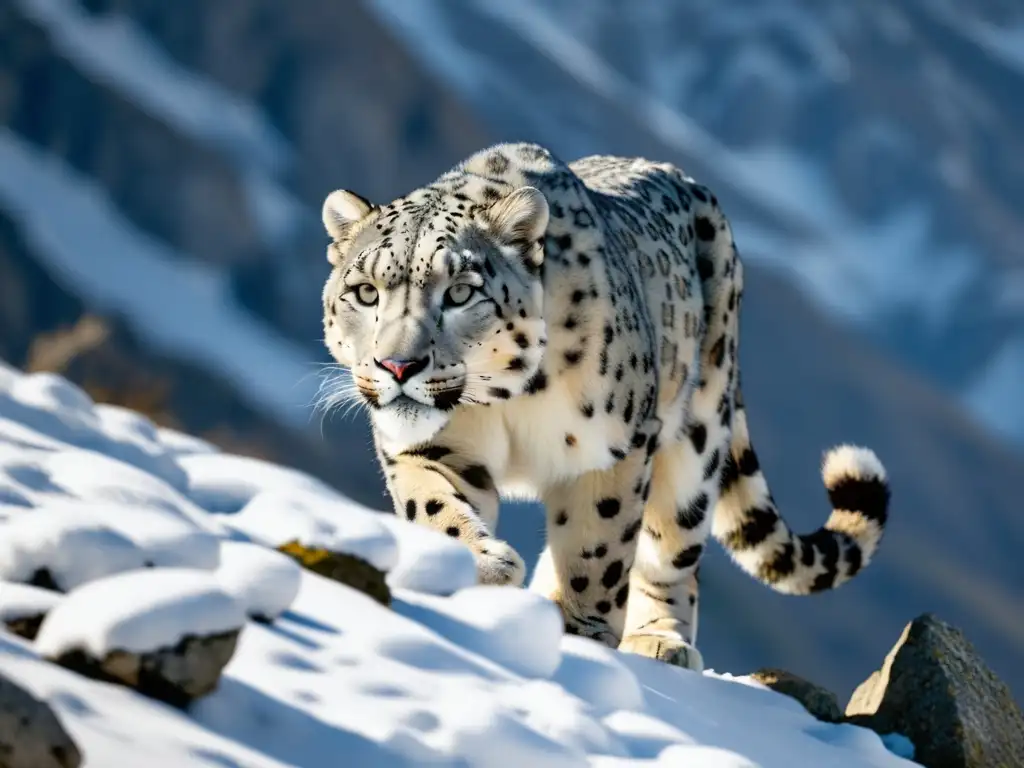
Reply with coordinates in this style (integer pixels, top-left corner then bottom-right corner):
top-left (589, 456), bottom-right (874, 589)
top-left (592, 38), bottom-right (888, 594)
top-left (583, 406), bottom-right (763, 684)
top-left (689, 183), bottom-right (891, 595)
top-left (713, 394), bottom-right (891, 594)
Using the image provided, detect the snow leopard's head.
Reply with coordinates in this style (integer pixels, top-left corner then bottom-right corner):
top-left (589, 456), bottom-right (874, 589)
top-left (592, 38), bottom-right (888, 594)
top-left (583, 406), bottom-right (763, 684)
top-left (320, 182), bottom-right (548, 451)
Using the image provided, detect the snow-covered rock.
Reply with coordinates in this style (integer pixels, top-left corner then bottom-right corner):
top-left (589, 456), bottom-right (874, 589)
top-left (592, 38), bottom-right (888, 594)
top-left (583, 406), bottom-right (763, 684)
top-left (35, 569), bottom-right (246, 707)
top-left (0, 511), bottom-right (148, 592)
top-left (377, 513), bottom-right (477, 596)
top-left (0, 582), bottom-right (62, 640)
top-left (232, 489), bottom-right (399, 573)
top-left (215, 541), bottom-right (301, 622)
top-left (35, 569), bottom-right (245, 659)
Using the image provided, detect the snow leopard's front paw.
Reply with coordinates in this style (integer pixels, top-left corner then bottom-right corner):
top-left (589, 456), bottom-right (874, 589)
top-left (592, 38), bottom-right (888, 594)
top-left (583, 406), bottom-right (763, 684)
top-left (619, 632), bottom-right (704, 671)
top-left (470, 538), bottom-right (526, 587)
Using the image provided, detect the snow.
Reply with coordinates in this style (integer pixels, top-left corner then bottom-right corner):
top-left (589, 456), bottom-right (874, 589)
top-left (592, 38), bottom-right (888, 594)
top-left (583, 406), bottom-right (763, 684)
top-left (0, 371), bottom-right (188, 489)
top-left (215, 542), bottom-right (302, 622)
top-left (0, 582), bottom-right (62, 622)
top-left (395, 587), bottom-right (565, 679)
top-left (227, 489), bottom-right (400, 572)
top-left (155, 427), bottom-right (220, 458)
top-left (34, 568), bottom-right (246, 658)
top-left (0, 511), bottom-right (148, 591)
top-left (176, 453), bottom-right (341, 514)
top-left (377, 514), bottom-right (478, 596)
top-left (0, 363), bottom-right (917, 766)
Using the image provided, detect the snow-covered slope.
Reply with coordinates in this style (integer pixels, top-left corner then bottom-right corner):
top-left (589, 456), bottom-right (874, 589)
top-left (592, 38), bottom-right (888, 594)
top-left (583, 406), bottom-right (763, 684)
top-left (364, 0), bottom-right (1024, 448)
top-left (0, 363), bottom-right (917, 766)
top-left (2, 0), bottom-right (1021, 727)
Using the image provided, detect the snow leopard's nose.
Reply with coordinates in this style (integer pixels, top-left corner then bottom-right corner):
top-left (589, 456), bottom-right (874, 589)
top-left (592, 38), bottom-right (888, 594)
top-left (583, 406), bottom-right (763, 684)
top-left (376, 356), bottom-right (429, 383)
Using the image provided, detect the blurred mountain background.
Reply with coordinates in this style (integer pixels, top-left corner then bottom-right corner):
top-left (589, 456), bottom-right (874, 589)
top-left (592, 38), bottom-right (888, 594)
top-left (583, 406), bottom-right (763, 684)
top-left (1, 0), bottom-right (1021, 702)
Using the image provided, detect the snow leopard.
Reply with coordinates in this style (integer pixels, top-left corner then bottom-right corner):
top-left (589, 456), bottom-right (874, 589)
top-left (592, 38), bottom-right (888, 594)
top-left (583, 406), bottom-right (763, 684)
top-left (320, 142), bottom-right (890, 670)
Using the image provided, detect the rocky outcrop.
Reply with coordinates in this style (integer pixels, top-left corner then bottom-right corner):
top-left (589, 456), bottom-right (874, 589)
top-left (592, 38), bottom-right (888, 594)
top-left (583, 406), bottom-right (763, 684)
top-left (747, 614), bottom-right (1024, 766)
top-left (278, 540), bottom-right (391, 607)
top-left (750, 668), bottom-right (843, 723)
top-left (0, 672), bottom-right (81, 768)
top-left (846, 613), bottom-right (1024, 768)
top-left (49, 630), bottom-right (240, 710)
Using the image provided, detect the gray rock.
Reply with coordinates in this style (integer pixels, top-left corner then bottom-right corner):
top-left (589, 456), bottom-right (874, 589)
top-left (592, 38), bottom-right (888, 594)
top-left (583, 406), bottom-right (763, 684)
top-left (48, 630), bottom-right (240, 710)
top-left (0, 672), bottom-right (81, 768)
top-left (846, 613), bottom-right (1024, 768)
top-left (750, 667), bottom-right (843, 723)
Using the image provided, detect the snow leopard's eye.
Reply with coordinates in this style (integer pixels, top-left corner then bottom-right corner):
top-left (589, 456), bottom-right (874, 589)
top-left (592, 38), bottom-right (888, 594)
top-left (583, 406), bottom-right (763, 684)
top-left (443, 283), bottom-right (476, 308)
top-left (351, 283), bottom-right (379, 307)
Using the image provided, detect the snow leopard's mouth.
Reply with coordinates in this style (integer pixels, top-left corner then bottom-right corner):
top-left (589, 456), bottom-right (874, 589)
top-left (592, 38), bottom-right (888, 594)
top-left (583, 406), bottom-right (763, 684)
top-left (373, 393), bottom-right (451, 449)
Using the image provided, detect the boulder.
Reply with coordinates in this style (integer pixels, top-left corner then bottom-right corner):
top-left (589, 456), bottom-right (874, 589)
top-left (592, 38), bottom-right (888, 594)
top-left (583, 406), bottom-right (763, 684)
top-left (50, 630), bottom-right (240, 710)
top-left (278, 540), bottom-right (390, 606)
top-left (749, 668), bottom-right (843, 723)
top-left (0, 672), bottom-right (81, 768)
top-left (846, 613), bottom-right (1024, 768)
top-left (35, 570), bottom-right (246, 709)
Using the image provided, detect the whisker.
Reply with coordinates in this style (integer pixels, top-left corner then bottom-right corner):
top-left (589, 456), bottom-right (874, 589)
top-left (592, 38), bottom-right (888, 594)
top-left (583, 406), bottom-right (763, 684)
top-left (308, 366), bottom-right (370, 436)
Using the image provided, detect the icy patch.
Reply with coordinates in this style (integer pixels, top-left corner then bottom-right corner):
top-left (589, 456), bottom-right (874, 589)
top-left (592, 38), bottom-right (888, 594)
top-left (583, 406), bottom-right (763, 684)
top-left (377, 514), bottom-right (477, 596)
top-left (0, 581), bottom-right (62, 621)
top-left (35, 568), bottom-right (246, 658)
top-left (0, 511), bottom-right (147, 591)
top-left (215, 541), bottom-right (301, 622)
top-left (230, 489), bottom-right (398, 572)
top-left (177, 453), bottom-right (340, 514)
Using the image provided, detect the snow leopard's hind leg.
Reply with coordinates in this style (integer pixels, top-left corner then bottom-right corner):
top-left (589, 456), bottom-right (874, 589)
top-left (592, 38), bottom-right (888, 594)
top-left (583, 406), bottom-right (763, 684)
top-left (619, 188), bottom-right (742, 672)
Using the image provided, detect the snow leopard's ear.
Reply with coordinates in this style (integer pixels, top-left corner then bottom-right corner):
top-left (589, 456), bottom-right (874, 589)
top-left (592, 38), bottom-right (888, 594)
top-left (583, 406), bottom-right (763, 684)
top-left (322, 190), bottom-right (376, 260)
top-left (487, 186), bottom-right (549, 268)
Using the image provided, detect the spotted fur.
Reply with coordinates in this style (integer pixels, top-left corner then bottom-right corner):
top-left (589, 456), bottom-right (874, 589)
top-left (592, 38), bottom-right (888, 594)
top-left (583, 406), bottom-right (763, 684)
top-left (321, 142), bottom-right (891, 670)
